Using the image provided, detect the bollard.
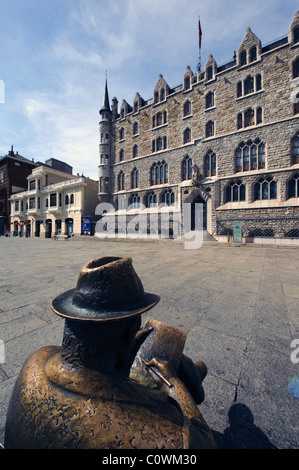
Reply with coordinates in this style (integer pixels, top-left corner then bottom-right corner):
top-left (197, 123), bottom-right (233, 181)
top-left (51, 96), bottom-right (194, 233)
top-left (5, 256), bottom-right (216, 449)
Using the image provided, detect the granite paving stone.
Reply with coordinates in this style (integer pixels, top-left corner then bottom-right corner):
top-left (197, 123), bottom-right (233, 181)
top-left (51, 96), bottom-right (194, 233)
top-left (0, 236), bottom-right (298, 449)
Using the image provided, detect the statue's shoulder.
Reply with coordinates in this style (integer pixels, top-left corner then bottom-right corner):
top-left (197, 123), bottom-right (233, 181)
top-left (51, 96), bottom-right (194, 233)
top-left (17, 346), bottom-right (60, 383)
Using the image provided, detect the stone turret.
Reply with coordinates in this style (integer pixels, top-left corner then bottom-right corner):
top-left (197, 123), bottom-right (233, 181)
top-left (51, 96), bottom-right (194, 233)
top-left (288, 9), bottom-right (299, 45)
top-left (98, 79), bottom-right (112, 203)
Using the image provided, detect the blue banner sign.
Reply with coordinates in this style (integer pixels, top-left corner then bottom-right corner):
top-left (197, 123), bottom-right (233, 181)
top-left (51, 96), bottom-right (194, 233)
top-left (82, 216), bottom-right (91, 235)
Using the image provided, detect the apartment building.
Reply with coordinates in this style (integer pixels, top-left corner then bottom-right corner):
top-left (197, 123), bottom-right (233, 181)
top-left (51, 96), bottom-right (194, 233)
top-left (10, 160), bottom-right (98, 238)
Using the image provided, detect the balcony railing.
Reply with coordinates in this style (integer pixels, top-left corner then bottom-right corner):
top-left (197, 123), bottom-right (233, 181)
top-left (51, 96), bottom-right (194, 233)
top-left (46, 205), bottom-right (62, 214)
top-left (28, 207), bottom-right (41, 216)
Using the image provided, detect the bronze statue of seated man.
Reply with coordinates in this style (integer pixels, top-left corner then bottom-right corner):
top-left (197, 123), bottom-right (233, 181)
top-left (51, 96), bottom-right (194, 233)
top-left (5, 256), bottom-right (216, 450)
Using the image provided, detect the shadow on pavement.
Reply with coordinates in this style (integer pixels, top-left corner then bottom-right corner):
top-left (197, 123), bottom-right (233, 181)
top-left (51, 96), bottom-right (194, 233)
top-left (213, 403), bottom-right (278, 449)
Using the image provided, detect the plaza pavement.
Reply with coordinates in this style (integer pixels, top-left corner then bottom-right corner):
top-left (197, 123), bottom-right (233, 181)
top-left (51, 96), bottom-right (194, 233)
top-left (0, 235), bottom-right (298, 449)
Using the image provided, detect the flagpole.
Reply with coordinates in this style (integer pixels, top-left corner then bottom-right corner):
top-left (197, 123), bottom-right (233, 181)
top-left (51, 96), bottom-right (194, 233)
top-left (197, 16), bottom-right (202, 72)
top-left (197, 49), bottom-right (201, 72)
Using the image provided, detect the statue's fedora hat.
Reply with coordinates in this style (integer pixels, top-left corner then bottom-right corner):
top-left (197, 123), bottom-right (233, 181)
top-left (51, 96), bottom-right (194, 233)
top-left (51, 256), bottom-right (160, 322)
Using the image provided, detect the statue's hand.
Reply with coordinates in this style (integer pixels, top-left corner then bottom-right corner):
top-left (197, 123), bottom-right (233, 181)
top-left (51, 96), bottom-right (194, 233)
top-left (141, 356), bottom-right (177, 388)
top-left (178, 355), bottom-right (207, 404)
top-left (143, 357), bottom-right (204, 421)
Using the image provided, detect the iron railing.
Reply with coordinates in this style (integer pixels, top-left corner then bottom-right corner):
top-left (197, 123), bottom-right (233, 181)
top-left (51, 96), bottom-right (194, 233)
top-left (216, 216), bottom-right (299, 238)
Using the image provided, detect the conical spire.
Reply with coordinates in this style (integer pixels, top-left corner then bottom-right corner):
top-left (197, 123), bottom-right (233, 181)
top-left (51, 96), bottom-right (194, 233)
top-left (100, 77), bottom-right (111, 113)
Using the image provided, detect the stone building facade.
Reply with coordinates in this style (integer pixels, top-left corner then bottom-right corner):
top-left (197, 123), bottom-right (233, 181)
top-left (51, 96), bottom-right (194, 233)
top-left (98, 10), bottom-right (299, 241)
top-left (10, 162), bottom-right (98, 238)
top-left (0, 147), bottom-right (38, 236)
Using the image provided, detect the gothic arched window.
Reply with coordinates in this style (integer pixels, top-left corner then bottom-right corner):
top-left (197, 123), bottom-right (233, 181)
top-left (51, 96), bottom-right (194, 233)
top-left (157, 112), bottom-right (163, 126)
top-left (237, 113), bottom-right (243, 129)
top-left (240, 50), bottom-right (247, 66)
top-left (184, 76), bottom-right (191, 89)
top-left (183, 100), bottom-right (191, 117)
top-left (236, 139), bottom-right (265, 172)
top-left (292, 131), bottom-right (299, 164)
top-left (237, 82), bottom-right (242, 98)
top-left (162, 189), bottom-right (175, 206)
top-left (133, 144), bottom-right (138, 158)
top-left (151, 161), bottom-right (168, 185)
top-left (205, 91), bottom-right (214, 109)
top-left (256, 107), bottom-right (263, 124)
top-left (254, 177), bottom-right (276, 200)
top-left (256, 74), bottom-right (262, 91)
top-left (293, 57), bottom-right (299, 79)
top-left (133, 122), bottom-right (138, 135)
top-left (226, 180), bottom-right (246, 202)
top-left (152, 111), bottom-right (167, 128)
top-left (157, 137), bottom-right (163, 151)
top-left (182, 155), bottom-right (192, 180)
top-left (250, 46), bottom-right (257, 62)
top-left (129, 194), bottom-right (140, 209)
top-left (244, 108), bottom-right (255, 127)
top-left (183, 128), bottom-right (191, 144)
top-left (244, 76), bottom-right (254, 95)
top-left (205, 150), bottom-right (216, 177)
top-left (145, 192), bottom-right (157, 208)
top-left (288, 173), bottom-right (299, 198)
top-left (118, 171), bottom-right (125, 191)
top-left (206, 120), bottom-right (214, 138)
top-left (131, 168), bottom-right (139, 189)
top-left (207, 66), bottom-right (213, 81)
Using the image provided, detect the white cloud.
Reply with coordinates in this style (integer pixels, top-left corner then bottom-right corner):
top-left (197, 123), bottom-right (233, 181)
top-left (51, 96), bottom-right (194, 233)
top-left (51, 39), bottom-right (104, 68)
top-left (18, 89), bottom-right (99, 179)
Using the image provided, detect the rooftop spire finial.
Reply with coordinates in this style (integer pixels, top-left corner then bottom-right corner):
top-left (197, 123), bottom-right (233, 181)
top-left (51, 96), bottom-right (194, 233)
top-left (100, 72), bottom-right (111, 114)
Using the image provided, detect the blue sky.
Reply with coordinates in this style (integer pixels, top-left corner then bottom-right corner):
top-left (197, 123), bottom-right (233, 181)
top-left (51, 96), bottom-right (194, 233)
top-left (0, 0), bottom-right (298, 180)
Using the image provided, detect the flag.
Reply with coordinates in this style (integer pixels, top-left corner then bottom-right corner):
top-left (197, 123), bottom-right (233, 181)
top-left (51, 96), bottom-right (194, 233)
top-left (198, 17), bottom-right (202, 49)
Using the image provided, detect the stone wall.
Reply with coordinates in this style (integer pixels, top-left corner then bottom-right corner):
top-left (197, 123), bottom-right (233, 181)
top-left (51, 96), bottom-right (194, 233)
top-left (216, 205), bottom-right (299, 238)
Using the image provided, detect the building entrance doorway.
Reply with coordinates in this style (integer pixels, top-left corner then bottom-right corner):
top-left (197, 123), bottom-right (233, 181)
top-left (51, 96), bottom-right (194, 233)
top-left (35, 221), bottom-right (41, 237)
top-left (65, 218), bottom-right (73, 237)
top-left (0, 219), bottom-right (5, 236)
top-left (13, 222), bottom-right (18, 237)
top-left (45, 219), bottom-right (52, 238)
top-left (190, 195), bottom-right (207, 231)
top-left (25, 222), bottom-right (31, 238)
top-left (55, 219), bottom-right (62, 235)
